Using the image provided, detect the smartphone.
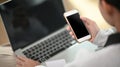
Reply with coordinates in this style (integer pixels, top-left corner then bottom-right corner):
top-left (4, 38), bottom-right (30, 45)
top-left (64, 10), bottom-right (91, 42)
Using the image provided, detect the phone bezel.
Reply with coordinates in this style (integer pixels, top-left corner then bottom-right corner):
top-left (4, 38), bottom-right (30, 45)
top-left (64, 9), bottom-right (91, 42)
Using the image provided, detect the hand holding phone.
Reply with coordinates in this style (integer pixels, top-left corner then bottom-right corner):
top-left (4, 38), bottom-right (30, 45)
top-left (64, 10), bottom-right (91, 42)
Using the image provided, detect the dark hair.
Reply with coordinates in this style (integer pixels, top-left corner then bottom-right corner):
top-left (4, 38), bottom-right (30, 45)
top-left (105, 0), bottom-right (120, 11)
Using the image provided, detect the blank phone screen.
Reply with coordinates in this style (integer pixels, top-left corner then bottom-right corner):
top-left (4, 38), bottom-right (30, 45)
top-left (67, 13), bottom-right (89, 39)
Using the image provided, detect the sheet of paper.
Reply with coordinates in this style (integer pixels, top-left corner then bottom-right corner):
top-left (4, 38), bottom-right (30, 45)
top-left (45, 59), bottom-right (66, 67)
top-left (35, 65), bottom-right (46, 67)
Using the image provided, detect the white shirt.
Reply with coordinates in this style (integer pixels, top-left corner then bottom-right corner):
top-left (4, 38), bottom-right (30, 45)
top-left (65, 28), bottom-right (120, 67)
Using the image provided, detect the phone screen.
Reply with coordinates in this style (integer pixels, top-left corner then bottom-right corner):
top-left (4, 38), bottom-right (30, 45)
top-left (67, 13), bottom-right (89, 39)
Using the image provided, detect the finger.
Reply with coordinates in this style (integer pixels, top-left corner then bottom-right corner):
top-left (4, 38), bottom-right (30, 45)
top-left (69, 31), bottom-right (74, 36)
top-left (80, 17), bottom-right (93, 30)
top-left (16, 58), bottom-right (23, 66)
top-left (80, 17), bottom-right (87, 22)
top-left (69, 31), bottom-right (76, 39)
top-left (66, 26), bottom-right (71, 31)
top-left (89, 37), bottom-right (94, 42)
top-left (16, 63), bottom-right (23, 67)
top-left (35, 61), bottom-right (40, 65)
top-left (28, 59), bottom-right (40, 65)
top-left (16, 64), bottom-right (21, 67)
top-left (81, 17), bottom-right (95, 25)
top-left (17, 56), bottom-right (26, 62)
top-left (83, 17), bottom-right (95, 24)
top-left (72, 35), bottom-right (75, 39)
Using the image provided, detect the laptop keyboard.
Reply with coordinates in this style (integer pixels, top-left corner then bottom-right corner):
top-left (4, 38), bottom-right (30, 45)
top-left (23, 29), bottom-right (75, 62)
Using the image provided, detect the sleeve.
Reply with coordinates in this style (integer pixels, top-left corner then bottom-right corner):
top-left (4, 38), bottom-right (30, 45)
top-left (93, 27), bottom-right (116, 47)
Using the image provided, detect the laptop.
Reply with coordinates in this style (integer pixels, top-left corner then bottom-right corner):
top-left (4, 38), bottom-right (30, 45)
top-left (0, 0), bottom-right (76, 63)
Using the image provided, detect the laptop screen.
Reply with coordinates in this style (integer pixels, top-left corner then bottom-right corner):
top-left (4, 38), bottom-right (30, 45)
top-left (0, 0), bottom-right (66, 51)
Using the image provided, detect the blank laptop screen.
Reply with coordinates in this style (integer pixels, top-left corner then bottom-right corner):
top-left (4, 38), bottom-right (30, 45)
top-left (0, 0), bottom-right (66, 51)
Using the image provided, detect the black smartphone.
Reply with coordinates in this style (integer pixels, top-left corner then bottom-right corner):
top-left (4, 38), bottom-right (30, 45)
top-left (64, 10), bottom-right (91, 42)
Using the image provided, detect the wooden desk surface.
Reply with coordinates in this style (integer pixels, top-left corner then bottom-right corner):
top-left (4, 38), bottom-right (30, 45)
top-left (0, 16), bottom-right (9, 45)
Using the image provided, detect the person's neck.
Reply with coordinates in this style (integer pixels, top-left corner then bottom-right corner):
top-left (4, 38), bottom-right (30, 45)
top-left (115, 24), bottom-right (120, 33)
top-left (114, 18), bottom-right (120, 33)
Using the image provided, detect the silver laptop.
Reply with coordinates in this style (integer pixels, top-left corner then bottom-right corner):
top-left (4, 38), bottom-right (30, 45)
top-left (0, 0), bottom-right (76, 63)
